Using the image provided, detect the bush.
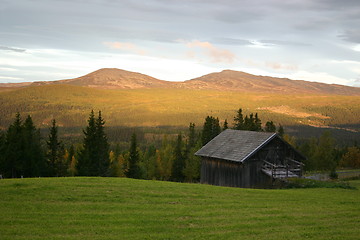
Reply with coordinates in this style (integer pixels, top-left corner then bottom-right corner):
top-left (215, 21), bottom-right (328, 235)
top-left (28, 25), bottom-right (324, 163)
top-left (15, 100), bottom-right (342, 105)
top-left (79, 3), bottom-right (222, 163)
top-left (283, 178), bottom-right (356, 190)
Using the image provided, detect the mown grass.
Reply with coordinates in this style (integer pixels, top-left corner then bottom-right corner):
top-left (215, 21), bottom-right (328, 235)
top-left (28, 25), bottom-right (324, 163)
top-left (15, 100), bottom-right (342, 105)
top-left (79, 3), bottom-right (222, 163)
top-left (0, 177), bottom-right (359, 239)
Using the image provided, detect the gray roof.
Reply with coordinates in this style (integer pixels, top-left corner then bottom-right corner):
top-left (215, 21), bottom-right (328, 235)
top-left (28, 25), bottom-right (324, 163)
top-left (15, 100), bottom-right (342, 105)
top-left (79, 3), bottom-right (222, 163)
top-left (195, 129), bottom-right (277, 163)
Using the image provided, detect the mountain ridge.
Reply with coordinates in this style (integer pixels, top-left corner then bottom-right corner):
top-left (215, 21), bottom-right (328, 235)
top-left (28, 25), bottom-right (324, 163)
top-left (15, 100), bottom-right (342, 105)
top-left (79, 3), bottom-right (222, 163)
top-left (1, 68), bottom-right (359, 95)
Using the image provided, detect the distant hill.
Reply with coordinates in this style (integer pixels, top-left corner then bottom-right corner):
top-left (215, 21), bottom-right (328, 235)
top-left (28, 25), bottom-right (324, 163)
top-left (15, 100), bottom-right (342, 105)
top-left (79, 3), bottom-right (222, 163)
top-left (1, 68), bottom-right (359, 95)
top-left (182, 70), bottom-right (360, 95)
top-left (31, 68), bottom-right (173, 89)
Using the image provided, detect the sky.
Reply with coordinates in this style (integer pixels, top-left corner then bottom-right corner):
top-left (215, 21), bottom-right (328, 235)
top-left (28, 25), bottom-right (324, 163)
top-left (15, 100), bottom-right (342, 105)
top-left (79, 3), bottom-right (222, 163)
top-left (0, 0), bottom-right (360, 86)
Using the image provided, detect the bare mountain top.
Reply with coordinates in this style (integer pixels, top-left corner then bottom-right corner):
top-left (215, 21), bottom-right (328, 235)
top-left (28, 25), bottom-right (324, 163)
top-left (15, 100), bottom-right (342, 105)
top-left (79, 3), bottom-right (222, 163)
top-left (1, 68), bottom-right (359, 95)
top-left (182, 70), bottom-right (360, 95)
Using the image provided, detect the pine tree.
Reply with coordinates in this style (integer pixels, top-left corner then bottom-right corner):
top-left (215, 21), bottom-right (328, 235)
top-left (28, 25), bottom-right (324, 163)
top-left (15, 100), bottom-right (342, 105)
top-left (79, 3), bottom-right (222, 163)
top-left (95, 111), bottom-right (110, 176)
top-left (4, 113), bottom-right (24, 178)
top-left (0, 130), bottom-right (6, 177)
top-left (201, 116), bottom-right (221, 146)
top-left (188, 123), bottom-right (196, 149)
top-left (126, 133), bottom-right (141, 179)
top-left (265, 121), bottom-right (276, 132)
top-left (77, 110), bottom-right (109, 176)
top-left (233, 108), bottom-right (244, 130)
top-left (22, 115), bottom-right (44, 177)
top-left (223, 119), bottom-right (228, 131)
top-left (46, 119), bottom-right (64, 176)
top-left (278, 124), bottom-right (285, 137)
top-left (172, 134), bottom-right (185, 182)
top-left (254, 113), bottom-right (262, 131)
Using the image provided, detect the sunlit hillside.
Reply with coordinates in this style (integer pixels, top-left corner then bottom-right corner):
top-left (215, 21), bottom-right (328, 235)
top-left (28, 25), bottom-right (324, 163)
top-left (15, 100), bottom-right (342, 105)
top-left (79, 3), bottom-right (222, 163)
top-left (0, 84), bottom-right (359, 133)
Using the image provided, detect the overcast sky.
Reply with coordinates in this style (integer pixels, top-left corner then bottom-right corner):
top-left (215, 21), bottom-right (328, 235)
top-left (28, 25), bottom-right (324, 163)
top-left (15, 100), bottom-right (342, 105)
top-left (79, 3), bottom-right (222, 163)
top-left (1, 0), bottom-right (360, 86)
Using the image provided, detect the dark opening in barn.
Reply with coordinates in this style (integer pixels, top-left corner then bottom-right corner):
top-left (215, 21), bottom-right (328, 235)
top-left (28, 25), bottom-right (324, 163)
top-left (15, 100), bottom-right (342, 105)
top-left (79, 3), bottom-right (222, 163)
top-left (195, 129), bottom-right (306, 188)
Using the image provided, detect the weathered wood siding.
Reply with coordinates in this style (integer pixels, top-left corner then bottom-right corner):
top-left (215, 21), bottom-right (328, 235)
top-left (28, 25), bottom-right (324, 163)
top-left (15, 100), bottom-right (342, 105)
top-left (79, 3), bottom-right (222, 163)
top-left (200, 157), bottom-right (272, 188)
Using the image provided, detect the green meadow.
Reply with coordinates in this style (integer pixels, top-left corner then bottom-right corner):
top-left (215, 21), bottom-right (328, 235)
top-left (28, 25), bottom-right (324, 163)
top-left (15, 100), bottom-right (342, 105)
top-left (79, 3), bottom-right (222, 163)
top-left (0, 177), bottom-right (359, 240)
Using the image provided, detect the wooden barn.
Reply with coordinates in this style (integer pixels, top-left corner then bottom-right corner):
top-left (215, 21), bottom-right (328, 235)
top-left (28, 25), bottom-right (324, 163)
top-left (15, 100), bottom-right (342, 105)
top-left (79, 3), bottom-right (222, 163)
top-left (195, 129), bottom-right (305, 188)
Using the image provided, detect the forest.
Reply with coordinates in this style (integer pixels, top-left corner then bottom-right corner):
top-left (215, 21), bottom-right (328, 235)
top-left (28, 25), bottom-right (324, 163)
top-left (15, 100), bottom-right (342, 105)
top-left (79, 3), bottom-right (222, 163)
top-left (0, 109), bottom-right (359, 180)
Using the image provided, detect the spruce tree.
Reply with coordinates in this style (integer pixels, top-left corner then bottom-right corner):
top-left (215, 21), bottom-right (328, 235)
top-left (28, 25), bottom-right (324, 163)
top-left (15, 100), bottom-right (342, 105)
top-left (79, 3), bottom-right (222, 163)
top-left (22, 115), bottom-right (44, 177)
top-left (233, 108), bottom-right (244, 130)
top-left (126, 133), bottom-right (141, 179)
top-left (188, 123), bottom-right (196, 149)
top-left (172, 134), bottom-right (185, 182)
top-left (278, 124), bottom-right (285, 137)
top-left (95, 111), bottom-right (110, 176)
top-left (223, 119), bottom-right (228, 131)
top-left (4, 113), bottom-right (24, 178)
top-left (46, 119), bottom-right (63, 176)
top-left (201, 116), bottom-right (221, 146)
top-left (78, 110), bottom-right (109, 176)
top-left (254, 113), bottom-right (262, 131)
top-left (265, 121), bottom-right (276, 132)
top-left (0, 130), bottom-right (5, 177)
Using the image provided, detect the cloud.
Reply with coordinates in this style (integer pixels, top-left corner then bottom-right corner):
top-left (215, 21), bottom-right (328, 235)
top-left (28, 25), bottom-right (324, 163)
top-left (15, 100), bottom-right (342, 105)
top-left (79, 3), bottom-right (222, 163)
top-left (339, 29), bottom-right (360, 43)
top-left (266, 62), bottom-right (298, 71)
top-left (0, 46), bottom-right (26, 53)
top-left (186, 40), bottom-right (235, 63)
top-left (103, 41), bottom-right (146, 55)
top-left (213, 37), bottom-right (253, 46)
top-left (260, 40), bottom-right (311, 47)
top-left (0, 76), bottom-right (23, 81)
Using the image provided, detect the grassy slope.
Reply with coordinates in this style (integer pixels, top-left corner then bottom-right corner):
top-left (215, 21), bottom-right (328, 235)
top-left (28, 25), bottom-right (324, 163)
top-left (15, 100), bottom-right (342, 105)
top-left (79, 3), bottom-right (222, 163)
top-left (0, 177), bottom-right (359, 240)
top-left (0, 84), bottom-right (359, 130)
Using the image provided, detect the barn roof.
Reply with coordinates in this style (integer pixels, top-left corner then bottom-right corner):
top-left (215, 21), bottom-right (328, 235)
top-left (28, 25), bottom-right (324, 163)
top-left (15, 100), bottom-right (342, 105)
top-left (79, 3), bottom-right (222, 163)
top-left (195, 129), bottom-right (277, 163)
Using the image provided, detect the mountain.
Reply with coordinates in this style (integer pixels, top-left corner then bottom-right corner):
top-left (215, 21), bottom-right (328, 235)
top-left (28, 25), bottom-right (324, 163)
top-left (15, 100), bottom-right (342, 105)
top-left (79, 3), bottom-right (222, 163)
top-left (182, 70), bottom-right (360, 95)
top-left (1, 68), bottom-right (359, 95)
top-left (31, 68), bottom-right (173, 89)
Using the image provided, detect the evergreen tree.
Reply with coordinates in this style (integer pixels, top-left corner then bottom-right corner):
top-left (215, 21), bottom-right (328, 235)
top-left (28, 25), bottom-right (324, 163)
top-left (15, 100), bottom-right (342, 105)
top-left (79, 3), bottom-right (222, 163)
top-left (265, 121), bottom-right (276, 132)
top-left (126, 133), bottom-right (141, 179)
top-left (4, 113), bottom-right (24, 178)
top-left (46, 119), bottom-right (63, 176)
top-left (201, 116), bottom-right (221, 146)
top-left (188, 123), bottom-right (196, 149)
top-left (233, 108), bottom-right (244, 130)
top-left (254, 113), bottom-right (262, 131)
top-left (95, 111), bottom-right (110, 176)
top-left (223, 119), bottom-right (228, 131)
top-left (313, 131), bottom-right (336, 171)
top-left (22, 115), bottom-right (44, 177)
top-left (77, 110), bottom-right (109, 176)
top-left (183, 140), bottom-right (201, 182)
top-left (278, 124), bottom-right (285, 137)
top-left (0, 130), bottom-right (5, 177)
top-left (172, 134), bottom-right (185, 182)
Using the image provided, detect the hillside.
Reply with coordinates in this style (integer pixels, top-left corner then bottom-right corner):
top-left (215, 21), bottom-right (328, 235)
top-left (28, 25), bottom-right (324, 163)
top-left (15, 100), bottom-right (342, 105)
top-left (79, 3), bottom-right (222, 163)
top-left (31, 68), bottom-right (174, 89)
top-left (183, 70), bottom-right (360, 95)
top-left (2, 68), bottom-right (359, 95)
top-left (0, 68), bottom-right (359, 141)
top-left (0, 84), bottom-right (359, 134)
top-left (0, 177), bottom-right (359, 240)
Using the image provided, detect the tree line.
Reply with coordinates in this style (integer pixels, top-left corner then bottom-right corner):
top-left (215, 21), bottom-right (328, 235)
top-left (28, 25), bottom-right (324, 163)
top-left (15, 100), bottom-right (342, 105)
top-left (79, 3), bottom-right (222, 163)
top-left (0, 109), bottom-right (358, 180)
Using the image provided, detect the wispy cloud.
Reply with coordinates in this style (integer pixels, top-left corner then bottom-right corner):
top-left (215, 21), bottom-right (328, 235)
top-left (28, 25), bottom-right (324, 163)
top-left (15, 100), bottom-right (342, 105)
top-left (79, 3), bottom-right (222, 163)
top-left (103, 41), bottom-right (146, 55)
top-left (266, 62), bottom-right (298, 71)
top-left (186, 40), bottom-right (235, 63)
top-left (0, 46), bottom-right (26, 53)
top-left (0, 76), bottom-right (23, 80)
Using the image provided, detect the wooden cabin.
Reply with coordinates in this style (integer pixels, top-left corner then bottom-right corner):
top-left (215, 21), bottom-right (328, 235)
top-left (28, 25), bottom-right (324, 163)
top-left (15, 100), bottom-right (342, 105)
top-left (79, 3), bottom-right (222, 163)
top-left (195, 129), bottom-right (305, 188)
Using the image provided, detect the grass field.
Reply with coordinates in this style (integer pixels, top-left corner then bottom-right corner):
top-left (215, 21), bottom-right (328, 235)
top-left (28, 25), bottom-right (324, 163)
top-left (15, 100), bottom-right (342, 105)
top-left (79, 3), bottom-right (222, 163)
top-left (0, 177), bottom-right (359, 240)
